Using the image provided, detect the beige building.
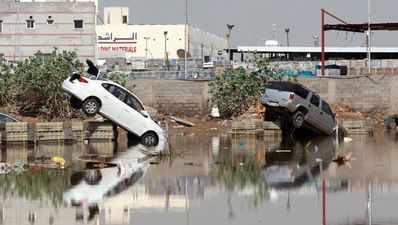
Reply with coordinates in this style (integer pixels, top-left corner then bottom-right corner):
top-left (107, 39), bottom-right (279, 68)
top-left (0, 0), bottom-right (97, 62)
top-left (97, 7), bottom-right (227, 63)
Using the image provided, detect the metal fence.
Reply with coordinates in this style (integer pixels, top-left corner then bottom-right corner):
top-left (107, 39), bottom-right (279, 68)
top-left (129, 69), bottom-right (216, 81)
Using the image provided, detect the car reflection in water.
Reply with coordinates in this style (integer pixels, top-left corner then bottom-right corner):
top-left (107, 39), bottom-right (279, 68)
top-left (63, 143), bottom-right (153, 220)
top-left (263, 136), bottom-right (342, 189)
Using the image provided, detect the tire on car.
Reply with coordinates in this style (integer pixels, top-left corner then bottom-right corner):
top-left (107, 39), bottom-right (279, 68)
top-left (140, 131), bottom-right (159, 147)
top-left (70, 96), bottom-right (83, 110)
top-left (82, 97), bottom-right (101, 117)
top-left (292, 111), bottom-right (305, 128)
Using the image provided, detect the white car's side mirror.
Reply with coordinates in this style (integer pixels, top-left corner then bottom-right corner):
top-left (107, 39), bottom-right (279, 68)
top-left (141, 110), bottom-right (150, 118)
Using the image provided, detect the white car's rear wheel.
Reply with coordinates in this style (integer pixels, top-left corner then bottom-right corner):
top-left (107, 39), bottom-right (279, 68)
top-left (141, 132), bottom-right (159, 147)
top-left (82, 98), bottom-right (101, 117)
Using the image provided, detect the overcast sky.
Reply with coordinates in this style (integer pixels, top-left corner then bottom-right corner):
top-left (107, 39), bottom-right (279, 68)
top-left (101, 0), bottom-right (398, 47)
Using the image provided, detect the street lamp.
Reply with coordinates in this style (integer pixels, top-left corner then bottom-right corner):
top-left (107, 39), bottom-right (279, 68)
top-left (185, 0), bottom-right (190, 78)
top-left (144, 37), bottom-right (150, 68)
top-left (313, 35), bottom-right (319, 47)
top-left (284, 28), bottom-right (290, 47)
top-left (226, 24), bottom-right (235, 61)
top-left (164, 31), bottom-right (169, 70)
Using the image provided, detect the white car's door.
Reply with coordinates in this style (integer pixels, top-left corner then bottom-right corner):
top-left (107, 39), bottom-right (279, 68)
top-left (123, 92), bottom-right (149, 135)
top-left (100, 84), bottom-right (132, 127)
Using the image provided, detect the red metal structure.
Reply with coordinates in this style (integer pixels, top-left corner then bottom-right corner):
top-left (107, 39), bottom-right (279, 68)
top-left (320, 9), bottom-right (398, 75)
top-left (321, 9), bottom-right (348, 76)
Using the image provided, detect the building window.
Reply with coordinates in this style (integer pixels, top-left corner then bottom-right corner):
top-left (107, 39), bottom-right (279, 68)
top-left (26, 16), bottom-right (34, 29)
top-left (47, 16), bottom-right (54, 25)
top-left (0, 20), bottom-right (2, 33)
top-left (122, 15), bottom-right (127, 24)
top-left (74, 20), bottom-right (83, 29)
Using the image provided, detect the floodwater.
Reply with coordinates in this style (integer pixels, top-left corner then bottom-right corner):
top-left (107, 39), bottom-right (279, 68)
top-left (1, 131), bottom-right (398, 225)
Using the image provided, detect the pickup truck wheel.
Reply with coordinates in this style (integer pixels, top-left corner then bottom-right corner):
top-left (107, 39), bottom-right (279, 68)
top-left (292, 111), bottom-right (304, 128)
top-left (82, 98), bottom-right (101, 117)
top-left (141, 132), bottom-right (159, 147)
top-left (264, 110), bottom-right (275, 121)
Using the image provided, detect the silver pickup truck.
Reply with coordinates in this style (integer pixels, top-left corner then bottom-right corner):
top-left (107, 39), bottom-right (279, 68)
top-left (260, 81), bottom-right (336, 135)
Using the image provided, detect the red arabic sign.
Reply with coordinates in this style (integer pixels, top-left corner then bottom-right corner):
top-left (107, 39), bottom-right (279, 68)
top-left (99, 46), bottom-right (137, 53)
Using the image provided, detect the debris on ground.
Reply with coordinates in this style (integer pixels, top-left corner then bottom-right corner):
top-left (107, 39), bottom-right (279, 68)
top-left (210, 106), bottom-right (220, 118)
top-left (331, 104), bottom-right (385, 125)
top-left (0, 161), bottom-right (28, 174)
top-left (144, 105), bottom-right (159, 120)
top-left (236, 106), bottom-right (262, 120)
top-left (78, 154), bottom-right (112, 163)
top-left (333, 152), bottom-right (353, 167)
top-left (51, 156), bottom-right (66, 168)
top-left (169, 116), bottom-right (196, 127)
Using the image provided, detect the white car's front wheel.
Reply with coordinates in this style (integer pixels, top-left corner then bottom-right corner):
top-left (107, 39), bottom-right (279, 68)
top-left (82, 98), bottom-right (101, 117)
top-left (141, 132), bottom-right (159, 147)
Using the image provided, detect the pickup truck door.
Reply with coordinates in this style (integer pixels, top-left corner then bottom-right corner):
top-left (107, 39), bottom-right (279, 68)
top-left (320, 100), bottom-right (336, 134)
top-left (306, 93), bottom-right (323, 132)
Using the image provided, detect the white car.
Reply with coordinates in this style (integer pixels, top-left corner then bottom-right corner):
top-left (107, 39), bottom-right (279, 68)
top-left (62, 72), bottom-right (165, 147)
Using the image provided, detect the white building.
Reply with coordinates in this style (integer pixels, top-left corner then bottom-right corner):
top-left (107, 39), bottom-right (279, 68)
top-left (96, 7), bottom-right (227, 63)
top-left (0, 0), bottom-right (97, 62)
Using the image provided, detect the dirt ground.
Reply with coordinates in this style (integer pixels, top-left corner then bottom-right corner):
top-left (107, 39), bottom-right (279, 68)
top-left (0, 102), bottom-right (387, 133)
top-left (162, 116), bottom-right (229, 135)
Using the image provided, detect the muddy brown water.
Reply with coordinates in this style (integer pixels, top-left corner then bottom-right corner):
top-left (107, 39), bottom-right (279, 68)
top-left (0, 132), bottom-right (398, 225)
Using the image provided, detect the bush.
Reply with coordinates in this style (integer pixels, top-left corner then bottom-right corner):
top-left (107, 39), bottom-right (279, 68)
top-left (14, 51), bottom-right (82, 119)
top-left (103, 71), bottom-right (129, 86)
top-left (209, 56), bottom-right (281, 118)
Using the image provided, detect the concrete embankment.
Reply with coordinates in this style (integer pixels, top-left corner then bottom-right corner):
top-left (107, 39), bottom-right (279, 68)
top-left (298, 75), bottom-right (398, 114)
top-left (1, 121), bottom-right (115, 143)
top-left (128, 75), bottom-right (398, 117)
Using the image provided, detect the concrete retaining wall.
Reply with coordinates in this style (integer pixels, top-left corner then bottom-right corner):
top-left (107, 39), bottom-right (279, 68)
top-left (126, 75), bottom-right (398, 116)
top-left (298, 75), bottom-right (398, 114)
top-left (127, 80), bottom-right (210, 116)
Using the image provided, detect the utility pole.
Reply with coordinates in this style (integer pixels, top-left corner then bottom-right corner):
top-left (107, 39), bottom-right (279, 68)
top-left (200, 43), bottom-right (204, 64)
top-left (226, 24), bottom-right (235, 61)
top-left (367, 0), bottom-right (372, 75)
top-left (144, 37), bottom-right (150, 68)
top-left (284, 28), bottom-right (290, 47)
top-left (164, 31), bottom-right (169, 70)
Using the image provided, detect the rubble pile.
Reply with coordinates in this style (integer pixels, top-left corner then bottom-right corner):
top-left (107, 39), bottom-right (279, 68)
top-left (236, 106), bottom-right (259, 120)
top-left (332, 104), bottom-right (385, 125)
top-left (331, 104), bottom-right (363, 119)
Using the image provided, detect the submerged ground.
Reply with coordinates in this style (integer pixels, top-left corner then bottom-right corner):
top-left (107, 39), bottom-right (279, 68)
top-left (0, 129), bottom-right (397, 225)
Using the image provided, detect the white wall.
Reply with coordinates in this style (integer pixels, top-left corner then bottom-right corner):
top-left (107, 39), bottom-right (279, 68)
top-left (96, 24), bottom-right (227, 61)
top-left (97, 24), bottom-right (186, 60)
top-left (0, 1), bottom-right (96, 62)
